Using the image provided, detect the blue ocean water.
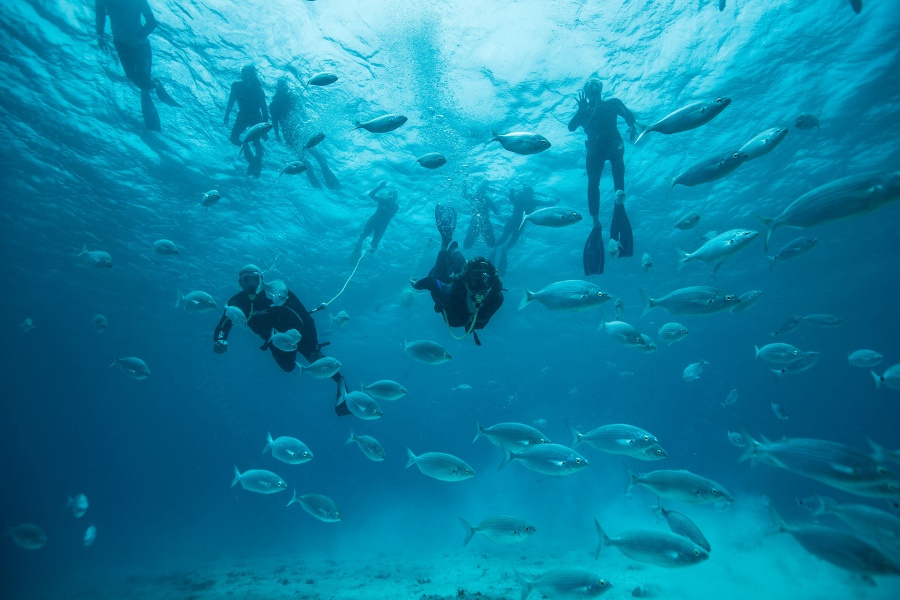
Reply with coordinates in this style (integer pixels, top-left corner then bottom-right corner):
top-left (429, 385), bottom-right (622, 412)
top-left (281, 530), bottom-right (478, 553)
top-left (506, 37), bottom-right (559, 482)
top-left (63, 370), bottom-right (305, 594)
top-left (2, 0), bottom-right (900, 598)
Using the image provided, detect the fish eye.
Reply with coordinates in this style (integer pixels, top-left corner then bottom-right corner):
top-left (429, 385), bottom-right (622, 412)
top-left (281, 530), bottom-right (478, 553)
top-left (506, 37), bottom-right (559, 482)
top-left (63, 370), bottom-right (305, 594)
top-left (599, 581), bottom-right (606, 587)
top-left (726, 295), bottom-right (735, 300)
top-left (694, 549), bottom-right (700, 556)
top-left (712, 489), bottom-right (719, 495)
top-left (575, 458), bottom-right (582, 464)
top-left (643, 435), bottom-right (649, 441)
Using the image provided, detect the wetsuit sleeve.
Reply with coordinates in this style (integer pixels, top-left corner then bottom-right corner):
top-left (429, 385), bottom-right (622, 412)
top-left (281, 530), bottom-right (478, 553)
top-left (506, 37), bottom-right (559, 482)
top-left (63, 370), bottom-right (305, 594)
top-left (213, 292), bottom-right (246, 342)
top-left (138, 0), bottom-right (157, 39)
top-left (568, 107), bottom-right (588, 132)
top-left (472, 292), bottom-right (504, 329)
top-left (95, 0), bottom-right (107, 38)
top-left (611, 98), bottom-right (636, 128)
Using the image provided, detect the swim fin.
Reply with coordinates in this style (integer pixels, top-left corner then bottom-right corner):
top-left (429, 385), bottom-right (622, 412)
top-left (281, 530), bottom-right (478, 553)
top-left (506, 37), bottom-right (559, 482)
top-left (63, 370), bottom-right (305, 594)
top-left (610, 195), bottom-right (633, 257)
top-left (435, 204), bottom-right (457, 247)
top-left (141, 90), bottom-right (161, 131)
top-left (583, 226), bottom-right (605, 275)
top-left (153, 79), bottom-right (182, 108)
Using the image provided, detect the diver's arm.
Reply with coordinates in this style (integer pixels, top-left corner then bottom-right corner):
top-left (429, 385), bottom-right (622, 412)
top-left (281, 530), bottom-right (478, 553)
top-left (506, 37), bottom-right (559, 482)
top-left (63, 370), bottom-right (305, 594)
top-left (224, 83), bottom-right (237, 124)
top-left (473, 293), bottom-right (504, 329)
top-left (568, 90), bottom-right (589, 132)
top-left (368, 181), bottom-right (388, 202)
top-left (259, 88), bottom-right (269, 122)
top-left (611, 98), bottom-right (636, 129)
top-left (138, 0), bottom-right (157, 39)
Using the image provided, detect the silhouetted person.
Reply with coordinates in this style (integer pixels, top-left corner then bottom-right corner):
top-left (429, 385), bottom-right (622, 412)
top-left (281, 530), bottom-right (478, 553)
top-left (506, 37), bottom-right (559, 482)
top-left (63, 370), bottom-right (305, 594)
top-left (463, 180), bottom-right (499, 250)
top-left (351, 181), bottom-right (399, 263)
top-left (224, 65), bottom-right (268, 177)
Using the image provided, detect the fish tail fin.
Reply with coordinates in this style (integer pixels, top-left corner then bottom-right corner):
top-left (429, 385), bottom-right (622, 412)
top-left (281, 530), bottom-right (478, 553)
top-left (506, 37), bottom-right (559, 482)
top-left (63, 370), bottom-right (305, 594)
top-left (286, 489), bottom-right (299, 508)
top-left (515, 570), bottom-right (532, 600)
top-left (459, 517), bottom-right (475, 547)
top-left (808, 494), bottom-right (830, 518)
top-left (175, 290), bottom-right (183, 308)
top-left (738, 431), bottom-right (760, 465)
top-left (108, 358), bottom-right (118, 369)
top-left (676, 249), bottom-right (689, 268)
top-left (593, 518), bottom-right (609, 560)
top-left (489, 129), bottom-right (499, 142)
top-left (639, 288), bottom-right (654, 318)
top-left (767, 255), bottom-right (777, 271)
top-left (345, 430), bottom-right (355, 445)
top-left (405, 448), bottom-right (417, 469)
top-left (473, 421), bottom-right (483, 444)
top-left (263, 432), bottom-right (273, 454)
top-left (77, 244), bottom-right (88, 257)
top-left (867, 438), bottom-right (899, 464)
top-left (754, 345), bottom-right (761, 360)
top-left (623, 462), bottom-right (638, 497)
top-left (295, 362), bottom-right (307, 377)
top-left (871, 370), bottom-right (882, 391)
top-left (231, 466), bottom-right (241, 488)
top-left (756, 214), bottom-right (776, 253)
top-left (633, 123), bottom-right (649, 144)
top-left (517, 211), bottom-right (529, 236)
top-left (566, 419), bottom-right (582, 448)
top-left (518, 289), bottom-right (534, 311)
top-left (351, 121), bottom-right (361, 131)
top-left (767, 505), bottom-right (788, 537)
top-left (498, 449), bottom-right (516, 471)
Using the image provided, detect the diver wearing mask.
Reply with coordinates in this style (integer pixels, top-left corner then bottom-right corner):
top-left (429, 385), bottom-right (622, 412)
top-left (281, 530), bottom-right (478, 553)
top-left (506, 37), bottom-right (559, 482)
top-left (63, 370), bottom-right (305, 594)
top-left (213, 264), bottom-right (351, 415)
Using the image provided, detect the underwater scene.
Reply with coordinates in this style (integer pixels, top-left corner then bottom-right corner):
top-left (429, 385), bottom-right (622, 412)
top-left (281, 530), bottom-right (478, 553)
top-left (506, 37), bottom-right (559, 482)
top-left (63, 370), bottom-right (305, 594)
top-left (2, 0), bottom-right (900, 598)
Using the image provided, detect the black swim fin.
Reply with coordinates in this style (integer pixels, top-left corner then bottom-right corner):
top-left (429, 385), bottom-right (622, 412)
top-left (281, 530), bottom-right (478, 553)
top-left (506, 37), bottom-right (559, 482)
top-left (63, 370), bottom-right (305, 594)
top-left (583, 226), bottom-right (605, 275)
top-left (435, 204), bottom-right (457, 247)
top-left (141, 90), bottom-right (161, 131)
top-left (153, 79), bottom-right (182, 108)
top-left (610, 200), bottom-right (633, 257)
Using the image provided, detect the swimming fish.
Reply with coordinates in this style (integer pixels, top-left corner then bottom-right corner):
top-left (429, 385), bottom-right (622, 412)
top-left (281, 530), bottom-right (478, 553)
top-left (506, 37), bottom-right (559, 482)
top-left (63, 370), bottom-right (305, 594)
top-left (353, 114), bottom-right (407, 133)
top-left (499, 443), bottom-right (589, 476)
top-left (722, 389), bottom-right (739, 406)
top-left (614, 298), bottom-right (625, 319)
top-left (459, 516), bottom-right (537, 546)
top-left (404, 340), bottom-right (452, 364)
top-left (516, 568), bottom-right (611, 600)
top-left (795, 114), bottom-right (820, 130)
top-left (607, 237), bottom-right (622, 257)
top-left (728, 431), bottom-right (747, 447)
top-left (91, 314), bottom-right (108, 333)
top-left (771, 351), bottom-right (820, 377)
top-left (594, 520), bottom-right (709, 567)
top-left (268, 328), bottom-right (301, 352)
top-left (241, 122), bottom-right (272, 146)
top-left (520, 206), bottom-right (583, 230)
top-left (767, 237), bottom-right (819, 270)
top-left (678, 229), bottom-right (758, 264)
top-left (176, 290), bottom-right (216, 313)
top-left (83, 524), bottom-right (97, 547)
top-left (362, 380), bottom-right (407, 401)
top-left (650, 501), bottom-right (711, 552)
top-left (224, 305), bottom-right (248, 326)
top-left (633, 97), bottom-right (731, 144)
top-left (263, 279), bottom-right (289, 306)
top-left (67, 494), bottom-right (89, 518)
top-left (639, 335), bottom-right (658, 353)
top-left (231, 467), bottom-right (287, 494)
top-left (640, 286), bottom-right (740, 318)
top-left (771, 401), bottom-right (790, 420)
top-left (518, 280), bottom-right (610, 312)
top-left (871, 364), bottom-right (900, 391)
top-left (287, 491), bottom-right (342, 522)
top-left (278, 161), bottom-right (307, 177)
top-left (658, 323), bottom-right (689, 345)
top-left (768, 316), bottom-right (803, 337)
top-left (200, 190), bottom-right (220, 207)
top-left (739, 127), bottom-right (789, 160)
top-left (5, 524), bottom-right (47, 550)
top-left (307, 72), bottom-right (338, 87)
top-left (342, 391), bottom-right (383, 420)
top-left (755, 343), bottom-right (804, 364)
top-left (406, 449), bottom-right (475, 482)
top-left (568, 422), bottom-right (666, 461)
top-left (848, 349), bottom-right (883, 369)
top-left (674, 213), bottom-right (701, 230)
top-left (473, 421), bottom-right (550, 451)
top-left (599, 320), bottom-right (645, 346)
top-left (263, 433), bottom-right (313, 465)
top-left (346, 431), bottom-right (386, 461)
top-left (416, 152), bottom-right (447, 169)
top-left (331, 310), bottom-right (350, 329)
top-left (642, 253), bottom-right (654, 271)
top-left (110, 357), bottom-right (150, 380)
top-left (77, 245), bottom-right (112, 268)
top-left (801, 495), bottom-right (900, 546)
top-left (297, 357), bottom-right (342, 379)
top-left (153, 239), bottom-right (179, 255)
top-left (304, 132), bottom-right (326, 150)
top-left (671, 152), bottom-right (749, 189)
top-left (731, 290), bottom-right (763, 313)
top-left (682, 359), bottom-right (709, 382)
top-left (625, 466), bottom-right (734, 504)
top-left (488, 130), bottom-right (551, 155)
top-left (801, 314), bottom-right (844, 328)
top-left (19, 318), bottom-right (35, 332)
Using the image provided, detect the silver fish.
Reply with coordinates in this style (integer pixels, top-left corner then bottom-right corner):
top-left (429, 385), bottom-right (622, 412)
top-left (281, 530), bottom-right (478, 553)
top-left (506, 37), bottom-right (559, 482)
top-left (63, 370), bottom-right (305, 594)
top-left (640, 286), bottom-right (740, 318)
top-left (682, 359), bottom-right (709, 382)
top-left (489, 130), bottom-right (551, 155)
top-left (20, 318), bottom-right (35, 332)
top-left (674, 213), bottom-right (701, 230)
top-left (269, 328), bottom-right (302, 352)
top-left (416, 152), bottom-right (447, 169)
top-left (224, 305), bottom-right (247, 326)
top-left (278, 161), bottom-right (307, 177)
top-left (755, 343), bottom-right (804, 364)
top-left (297, 357), bottom-right (342, 378)
top-left (731, 290), bottom-right (763, 314)
top-left (639, 335), bottom-right (658, 353)
top-left (474, 421), bottom-right (550, 450)
top-left (658, 323), bottom-right (689, 345)
top-left (331, 310), bottom-right (350, 329)
top-left (304, 132), bottom-right (326, 150)
top-left (263, 433), bottom-right (313, 465)
top-left (607, 237), bottom-right (622, 257)
top-left (679, 229), bottom-right (758, 264)
top-left (727, 431), bottom-right (747, 447)
top-left (568, 422), bottom-right (666, 460)
top-left (769, 315), bottom-right (802, 337)
top-left (651, 502), bottom-right (711, 552)
top-left (521, 206), bottom-right (583, 229)
top-left (83, 524), bottom-right (97, 547)
top-left (625, 466), bottom-right (734, 504)
top-left (263, 279), bottom-right (289, 306)
top-left (241, 122), bottom-right (272, 145)
top-left (802, 496), bottom-right (900, 546)
top-left (231, 467), bottom-right (287, 494)
top-left (110, 357), bottom-right (150, 380)
top-left (595, 520), bottom-right (709, 567)
top-left (342, 391), bottom-right (382, 420)
top-left (362, 380), bottom-right (407, 401)
top-left (767, 237), bottom-right (818, 270)
top-left (5, 524), bottom-right (47, 550)
top-left (758, 171), bottom-right (900, 251)
top-left (795, 113), bottom-right (820, 130)
top-left (405, 449), bottom-right (475, 482)
top-left (634, 97), bottom-right (731, 144)
top-left (671, 152), bottom-right (749, 188)
top-left (67, 494), bottom-right (89, 518)
top-left (345, 431), bottom-right (386, 461)
top-left (459, 516), bottom-right (537, 546)
top-left (516, 568), bottom-right (611, 600)
top-left (722, 389), bottom-right (739, 406)
top-left (404, 340), bottom-right (452, 364)
top-left (519, 280), bottom-right (611, 312)
top-left (801, 314), bottom-right (844, 328)
top-left (287, 491), bottom-right (342, 522)
top-left (176, 290), bottom-right (216, 313)
top-left (352, 113), bottom-right (407, 133)
top-left (614, 298), bottom-right (625, 319)
top-left (153, 239), bottom-right (179, 255)
top-left (200, 190), bottom-right (220, 207)
top-left (500, 443), bottom-right (589, 476)
top-left (77, 245), bottom-right (112, 268)
top-left (599, 320), bottom-right (645, 346)
top-left (771, 401), bottom-right (790, 420)
top-left (642, 253), bottom-right (654, 271)
top-left (848, 349), bottom-right (883, 369)
top-left (771, 351), bottom-right (820, 377)
top-left (92, 314), bottom-right (107, 332)
top-left (872, 364), bottom-right (900, 391)
top-left (306, 72), bottom-right (338, 87)
top-left (739, 127), bottom-right (789, 160)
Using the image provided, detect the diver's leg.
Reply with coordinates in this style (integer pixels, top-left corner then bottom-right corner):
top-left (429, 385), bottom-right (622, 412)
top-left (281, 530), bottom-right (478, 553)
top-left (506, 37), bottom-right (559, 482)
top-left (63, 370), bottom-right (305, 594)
top-left (249, 139), bottom-right (263, 177)
top-left (310, 148), bottom-right (340, 189)
top-left (435, 204), bottom-right (457, 250)
top-left (608, 149), bottom-right (633, 257)
top-left (140, 89), bottom-right (161, 131)
top-left (370, 220), bottom-right (389, 252)
top-left (270, 347), bottom-right (297, 372)
top-left (230, 114), bottom-right (247, 146)
top-left (463, 218), bottom-right (478, 249)
top-left (585, 144), bottom-right (603, 227)
top-left (483, 219), bottom-right (496, 248)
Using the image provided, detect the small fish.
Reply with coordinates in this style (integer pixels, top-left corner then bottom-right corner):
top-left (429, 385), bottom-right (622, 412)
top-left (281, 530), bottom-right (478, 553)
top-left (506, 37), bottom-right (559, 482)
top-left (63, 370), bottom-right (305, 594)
top-left (728, 431), bottom-right (747, 447)
top-left (568, 422), bottom-right (665, 460)
top-left (19, 318), bottom-right (36, 332)
top-left (671, 152), bottom-right (749, 189)
top-left (404, 340), bottom-right (452, 364)
top-left (795, 113), bottom-right (820, 130)
top-left (802, 314), bottom-right (844, 328)
top-left (331, 310), bottom-right (350, 329)
top-left (801, 496), bottom-right (900, 546)
top-left (871, 364), bottom-right (900, 392)
top-left (682, 359), bottom-right (709, 382)
top-left (640, 286), bottom-right (740, 318)
top-left (608, 237), bottom-right (622, 257)
top-left (599, 320), bottom-right (645, 347)
top-left (263, 433), bottom-right (313, 465)
top-left (533, 418), bottom-right (549, 428)
top-left (241, 122), bottom-right (273, 145)
top-left (231, 466), bottom-right (287, 494)
top-left (406, 449), bottom-right (475, 482)
top-left (499, 443), bottom-right (589, 476)
top-left (452, 384), bottom-right (473, 392)
top-left (771, 351), bottom-right (821, 377)
top-left (268, 328), bottom-right (302, 352)
top-left (83, 524), bottom-right (97, 547)
top-left (674, 213), bottom-right (701, 230)
top-left (489, 130), bottom-right (551, 155)
top-left (474, 422), bottom-right (549, 450)
top-left (651, 502), bottom-right (711, 552)
top-left (416, 152), bottom-right (447, 169)
top-left (520, 207), bottom-right (583, 230)
top-left (110, 357), bottom-right (150, 380)
top-left (342, 391), bottom-right (383, 420)
top-left (755, 343), bottom-right (804, 364)
top-left (595, 520), bottom-right (709, 567)
top-left (459, 516), bottom-right (537, 546)
top-left (352, 114), bottom-right (408, 133)
top-left (224, 304), bottom-right (248, 326)
top-left (200, 190), bottom-right (220, 207)
top-left (739, 127), bottom-right (789, 161)
top-left (91, 314), bottom-right (108, 333)
top-left (619, 370), bottom-right (636, 377)
top-left (176, 290), bottom-right (216, 313)
top-left (848, 349), bottom-right (883, 369)
top-left (639, 335), bottom-right (657, 353)
top-left (658, 323), bottom-right (689, 346)
top-left (614, 298), bottom-right (624, 319)
top-left (771, 401), bottom-right (790, 420)
top-left (767, 237), bottom-right (819, 270)
top-left (67, 494), bottom-right (89, 518)
top-left (307, 72), bottom-right (338, 87)
top-left (769, 316), bottom-right (803, 337)
top-left (679, 229), bottom-right (759, 264)
top-left (346, 431), bottom-right (386, 461)
top-left (297, 357), bottom-right (342, 379)
top-left (287, 491), bottom-right (342, 522)
top-left (722, 388), bottom-right (739, 406)
top-left (634, 97), bottom-right (732, 144)
top-left (362, 380), bottom-right (407, 401)
top-left (153, 239), bottom-right (179, 255)
top-left (77, 245), bottom-right (112, 268)
top-left (516, 568), bottom-right (611, 600)
top-left (642, 253), bottom-right (654, 271)
top-left (731, 290), bottom-right (763, 314)
top-left (519, 280), bottom-right (610, 312)
top-left (625, 466), bottom-right (734, 505)
top-left (263, 279), bottom-right (289, 306)
top-left (696, 230), bottom-right (719, 244)
top-left (5, 524), bottom-right (47, 550)
top-left (278, 161), bottom-right (307, 178)
top-left (304, 132), bottom-right (326, 150)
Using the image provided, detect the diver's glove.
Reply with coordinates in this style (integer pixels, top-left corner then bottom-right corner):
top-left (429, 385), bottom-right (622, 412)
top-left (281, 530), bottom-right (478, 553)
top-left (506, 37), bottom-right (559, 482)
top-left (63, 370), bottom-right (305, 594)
top-left (213, 340), bottom-right (228, 354)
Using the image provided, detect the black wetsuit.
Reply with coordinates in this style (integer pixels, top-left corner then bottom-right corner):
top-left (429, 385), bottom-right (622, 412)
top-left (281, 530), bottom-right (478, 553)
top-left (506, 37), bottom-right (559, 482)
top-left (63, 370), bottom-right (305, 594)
top-left (356, 190), bottom-right (399, 254)
top-left (464, 192), bottom-right (498, 249)
top-left (213, 289), bottom-right (340, 380)
top-left (413, 250), bottom-right (503, 343)
top-left (567, 98), bottom-right (636, 218)
top-left (225, 78), bottom-right (267, 177)
top-left (269, 87), bottom-right (339, 189)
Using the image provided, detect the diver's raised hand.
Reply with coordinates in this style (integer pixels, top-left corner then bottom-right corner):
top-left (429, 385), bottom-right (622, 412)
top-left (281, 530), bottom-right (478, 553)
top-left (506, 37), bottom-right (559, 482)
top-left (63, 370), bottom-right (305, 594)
top-left (576, 90), bottom-right (588, 111)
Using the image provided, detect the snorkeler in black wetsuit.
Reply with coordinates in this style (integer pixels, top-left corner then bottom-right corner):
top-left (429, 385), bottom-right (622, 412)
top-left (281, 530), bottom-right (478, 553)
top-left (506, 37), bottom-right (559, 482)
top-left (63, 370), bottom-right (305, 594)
top-left (463, 180), bottom-right (499, 250)
top-left (410, 207), bottom-right (504, 346)
top-left (213, 264), bottom-right (351, 416)
top-left (568, 78), bottom-right (638, 273)
top-left (224, 65), bottom-right (268, 177)
top-left (269, 78), bottom-right (340, 189)
top-left (95, 0), bottom-right (181, 131)
top-left (493, 184), bottom-right (557, 275)
top-left (351, 181), bottom-right (399, 263)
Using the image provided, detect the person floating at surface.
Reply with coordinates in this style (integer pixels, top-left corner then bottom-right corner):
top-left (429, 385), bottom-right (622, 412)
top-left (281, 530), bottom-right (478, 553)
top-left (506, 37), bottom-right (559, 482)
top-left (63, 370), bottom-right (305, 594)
top-left (568, 78), bottom-right (638, 274)
top-left (351, 180), bottom-right (399, 263)
top-left (269, 77), bottom-right (340, 189)
top-left (224, 65), bottom-right (268, 177)
top-left (463, 180), bottom-right (499, 250)
top-left (493, 184), bottom-right (557, 275)
top-left (95, 0), bottom-right (181, 131)
top-left (410, 207), bottom-right (504, 346)
top-left (213, 264), bottom-right (351, 416)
